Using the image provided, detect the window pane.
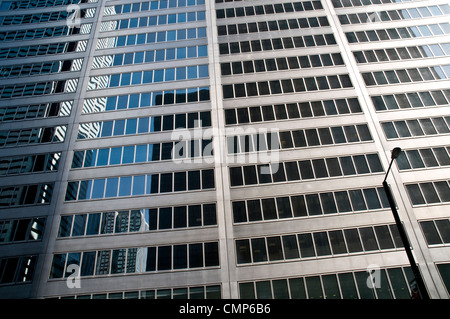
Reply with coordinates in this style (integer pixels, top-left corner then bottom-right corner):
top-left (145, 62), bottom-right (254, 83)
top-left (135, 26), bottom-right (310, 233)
top-left (420, 182), bottom-right (440, 203)
top-left (276, 197), bottom-right (292, 218)
top-left (374, 225), bottom-right (395, 249)
top-left (344, 229), bottom-right (363, 253)
top-left (251, 238), bottom-right (267, 262)
top-left (262, 198), bottom-right (277, 220)
top-left (420, 221), bottom-right (442, 245)
top-left (313, 232), bottom-right (331, 256)
top-left (406, 184), bottom-right (426, 205)
top-left (188, 243), bottom-right (203, 268)
top-left (305, 276), bottom-right (323, 299)
top-left (436, 219), bottom-right (450, 243)
top-left (359, 227), bottom-right (379, 251)
top-left (282, 235), bottom-right (299, 259)
top-left (322, 274), bottom-right (341, 299)
top-left (335, 191), bottom-right (352, 212)
top-left (291, 195), bottom-right (307, 217)
top-left (387, 268), bottom-right (410, 299)
top-left (298, 233), bottom-right (315, 257)
top-left (247, 199), bottom-right (263, 221)
top-left (329, 230), bottom-right (347, 254)
top-left (236, 239), bottom-right (251, 264)
top-left (338, 273), bottom-right (358, 299)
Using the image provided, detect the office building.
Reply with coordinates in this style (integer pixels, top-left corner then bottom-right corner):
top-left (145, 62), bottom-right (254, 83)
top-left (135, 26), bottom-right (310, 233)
top-left (0, 0), bottom-right (449, 299)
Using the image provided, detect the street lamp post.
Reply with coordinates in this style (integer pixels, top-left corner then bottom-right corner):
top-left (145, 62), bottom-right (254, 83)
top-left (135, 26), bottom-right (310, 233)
top-left (382, 147), bottom-right (430, 299)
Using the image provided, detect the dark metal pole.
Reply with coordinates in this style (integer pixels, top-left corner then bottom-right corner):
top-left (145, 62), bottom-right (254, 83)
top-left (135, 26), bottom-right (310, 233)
top-left (382, 180), bottom-right (430, 299)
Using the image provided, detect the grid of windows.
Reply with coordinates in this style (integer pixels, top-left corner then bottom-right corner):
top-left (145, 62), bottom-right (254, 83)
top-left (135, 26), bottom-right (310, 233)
top-left (0, 101), bottom-right (72, 122)
top-left (82, 87), bottom-right (209, 113)
top-left (88, 64), bottom-right (209, 91)
top-left (72, 139), bottom-right (213, 169)
top-left (371, 89), bottom-right (450, 111)
top-left (345, 23), bottom-right (450, 43)
top-left (232, 186), bottom-right (390, 223)
top-left (222, 74), bottom-right (353, 99)
top-left (227, 124), bottom-right (372, 154)
top-left (0, 79), bottom-right (78, 98)
top-left (49, 241), bottom-right (219, 278)
top-left (332, 0), bottom-right (421, 8)
top-left (100, 10), bottom-right (205, 32)
top-left (381, 116), bottom-right (450, 139)
top-left (0, 58), bottom-right (83, 79)
top-left (0, 40), bottom-right (87, 60)
top-left (405, 180), bottom-right (450, 206)
top-left (419, 218), bottom-right (450, 246)
top-left (217, 16), bottom-right (329, 36)
top-left (0, 0), bottom-right (97, 10)
top-left (225, 98), bottom-right (362, 125)
top-left (235, 223), bottom-right (404, 265)
top-left (64, 169), bottom-right (215, 201)
top-left (57, 203), bottom-right (216, 238)
top-left (216, 1), bottom-right (324, 19)
top-left (396, 147), bottom-right (450, 171)
top-left (239, 266), bottom-right (414, 299)
top-left (0, 8), bottom-right (96, 26)
top-left (0, 23), bottom-right (92, 42)
top-left (96, 26), bottom-right (206, 49)
top-left (0, 152), bottom-right (60, 176)
top-left (0, 217), bottom-right (45, 243)
top-left (0, 183), bottom-right (54, 207)
top-left (221, 53), bottom-right (344, 76)
top-left (338, 4), bottom-right (450, 25)
top-left (0, 255), bottom-right (37, 285)
top-left (219, 33), bottom-right (337, 55)
top-left (362, 65), bottom-right (450, 86)
top-left (55, 284), bottom-right (221, 299)
top-left (77, 111), bottom-right (211, 140)
top-left (354, 43), bottom-right (450, 64)
top-left (0, 125), bottom-right (66, 147)
top-left (104, 0), bottom-right (205, 16)
top-left (92, 45), bottom-right (207, 69)
top-left (229, 153), bottom-right (384, 187)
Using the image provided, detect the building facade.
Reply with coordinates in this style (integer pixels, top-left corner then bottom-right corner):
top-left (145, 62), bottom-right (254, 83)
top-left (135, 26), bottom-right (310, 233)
top-left (0, 0), bottom-right (449, 299)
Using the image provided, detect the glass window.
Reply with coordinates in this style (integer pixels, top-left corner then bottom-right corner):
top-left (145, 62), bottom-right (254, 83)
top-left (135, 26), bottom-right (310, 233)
top-left (282, 235), bottom-right (299, 259)
top-left (173, 244), bottom-right (187, 269)
top-left (323, 274), bottom-right (341, 299)
top-left (118, 176), bottom-right (132, 197)
top-left (247, 199), bottom-right (262, 221)
top-left (266, 237), bottom-right (283, 261)
top-left (157, 246), bottom-right (171, 271)
top-left (299, 160), bottom-right (314, 179)
top-left (173, 206), bottom-right (187, 229)
top-left (72, 214), bottom-right (86, 237)
top-left (251, 238), bottom-right (267, 262)
top-left (338, 273), bottom-right (358, 299)
top-left (344, 228), bottom-right (363, 253)
top-left (359, 227), bottom-right (379, 251)
top-left (374, 225), bottom-right (395, 249)
top-left (298, 233), bottom-right (315, 257)
top-left (355, 271), bottom-right (375, 299)
top-left (335, 191), bottom-right (352, 212)
top-left (313, 232), bottom-right (331, 256)
top-left (86, 213), bottom-right (100, 236)
top-left (420, 182), bottom-right (440, 203)
top-left (276, 197), bottom-right (292, 218)
top-left (80, 251), bottom-right (95, 277)
top-left (305, 276), bottom-right (323, 299)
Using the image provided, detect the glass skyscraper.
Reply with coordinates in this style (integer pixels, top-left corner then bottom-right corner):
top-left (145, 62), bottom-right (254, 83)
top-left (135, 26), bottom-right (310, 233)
top-left (0, 0), bottom-right (449, 299)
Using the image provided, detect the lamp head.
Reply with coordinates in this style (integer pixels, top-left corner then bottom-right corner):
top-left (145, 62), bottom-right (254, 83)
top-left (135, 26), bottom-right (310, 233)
top-left (391, 147), bottom-right (402, 160)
